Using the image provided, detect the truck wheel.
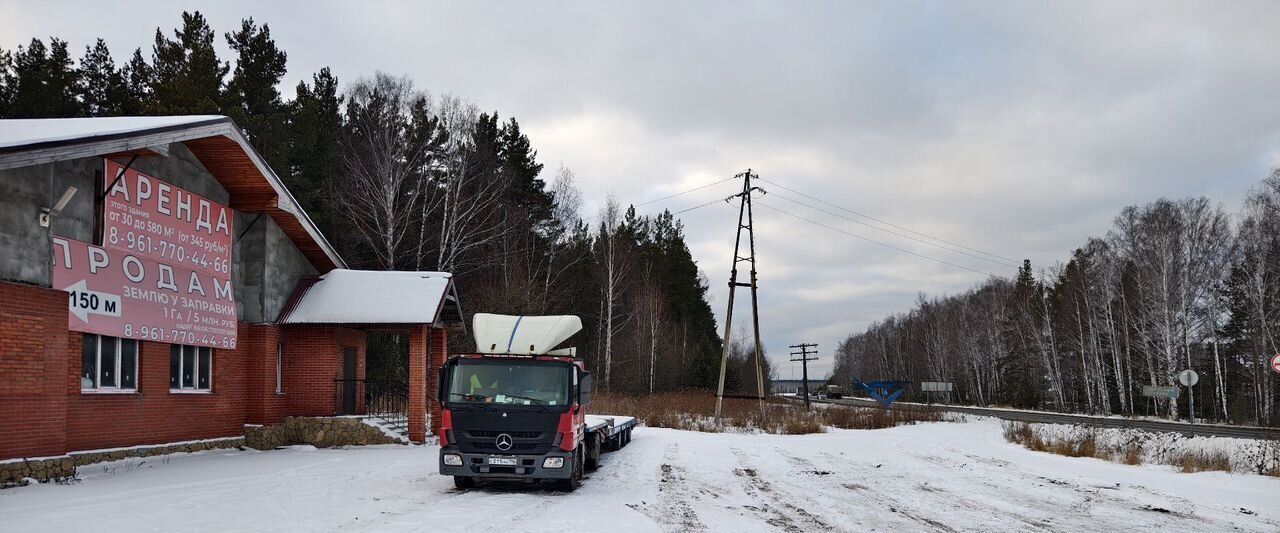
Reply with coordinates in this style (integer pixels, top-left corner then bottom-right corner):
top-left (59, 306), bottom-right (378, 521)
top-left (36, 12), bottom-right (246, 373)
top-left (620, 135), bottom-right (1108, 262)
top-left (623, 428), bottom-right (631, 446)
top-left (453, 476), bottom-right (476, 490)
top-left (586, 435), bottom-right (601, 472)
top-left (555, 446), bottom-right (584, 492)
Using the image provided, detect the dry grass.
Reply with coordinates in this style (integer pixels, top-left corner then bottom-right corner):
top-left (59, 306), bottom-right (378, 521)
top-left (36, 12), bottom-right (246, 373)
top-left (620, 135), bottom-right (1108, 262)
top-left (1121, 442), bottom-right (1144, 466)
top-left (1170, 451), bottom-right (1233, 473)
top-left (592, 391), bottom-right (941, 435)
top-left (1002, 422), bottom-right (1260, 474)
top-left (822, 403), bottom-right (942, 429)
top-left (1003, 422), bottom-right (1139, 463)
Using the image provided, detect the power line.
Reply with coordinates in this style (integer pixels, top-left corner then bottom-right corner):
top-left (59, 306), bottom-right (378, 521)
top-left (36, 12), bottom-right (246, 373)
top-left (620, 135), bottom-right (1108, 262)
top-left (757, 177), bottom-right (1022, 267)
top-left (766, 191), bottom-right (1022, 270)
top-left (672, 195), bottom-right (734, 215)
top-left (755, 201), bottom-right (1001, 278)
top-left (635, 175), bottom-right (739, 208)
top-left (583, 175), bottom-right (740, 222)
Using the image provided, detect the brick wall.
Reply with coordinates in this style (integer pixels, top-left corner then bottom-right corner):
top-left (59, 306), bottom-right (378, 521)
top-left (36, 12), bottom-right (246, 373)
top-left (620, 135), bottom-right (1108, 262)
top-left (280, 325), bottom-right (366, 417)
top-left (0, 281), bottom-right (69, 460)
top-left (0, 278), bottom-right (444, 460)
top-left (243, 324), bottom-right (287, 425)
top-left (428, 327), bottom-right (447, 436)
top-left (64, 324), bottom-right (250, 452)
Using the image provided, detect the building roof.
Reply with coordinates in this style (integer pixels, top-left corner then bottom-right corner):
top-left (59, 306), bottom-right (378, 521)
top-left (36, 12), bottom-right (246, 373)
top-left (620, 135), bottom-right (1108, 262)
top-left (0, 116), bottom-right (226, 150)
top-left (278, 269), bottom-right (464, 328)
top-left (0, 115), bottom-right (345, 272)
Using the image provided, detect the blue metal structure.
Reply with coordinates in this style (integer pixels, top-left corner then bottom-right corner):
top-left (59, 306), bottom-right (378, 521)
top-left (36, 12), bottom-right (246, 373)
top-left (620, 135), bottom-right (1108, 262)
top-left (852, 380), bottom-right (910, 408)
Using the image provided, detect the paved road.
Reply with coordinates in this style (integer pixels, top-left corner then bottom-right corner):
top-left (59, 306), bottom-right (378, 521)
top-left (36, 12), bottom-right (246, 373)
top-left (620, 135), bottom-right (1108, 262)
top-left (806, 396), bottom-right (1280, 440)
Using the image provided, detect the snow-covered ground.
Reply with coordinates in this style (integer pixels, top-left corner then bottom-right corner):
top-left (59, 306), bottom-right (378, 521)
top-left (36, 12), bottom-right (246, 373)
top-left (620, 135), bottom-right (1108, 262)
top-left (2, 419), bottom-right (1277, 532)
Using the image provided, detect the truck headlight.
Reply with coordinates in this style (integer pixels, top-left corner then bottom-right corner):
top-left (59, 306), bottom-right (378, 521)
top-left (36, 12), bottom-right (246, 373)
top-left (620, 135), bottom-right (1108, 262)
top-left (543, 457), bottom-right (564, 469)
top-left (443, 454), bottom-right (463, 466)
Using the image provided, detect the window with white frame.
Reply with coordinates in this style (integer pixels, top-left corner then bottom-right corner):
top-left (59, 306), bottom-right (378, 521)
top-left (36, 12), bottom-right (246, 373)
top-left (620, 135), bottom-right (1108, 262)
top-left (170, 344), bottom-right (212, 391)
top-left (82, 334), bottom-right (138, 392)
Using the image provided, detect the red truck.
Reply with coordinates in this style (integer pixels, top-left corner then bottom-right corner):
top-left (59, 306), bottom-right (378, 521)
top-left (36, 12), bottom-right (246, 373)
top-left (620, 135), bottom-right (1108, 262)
top-left (437, 314), bottom-right (636, 491)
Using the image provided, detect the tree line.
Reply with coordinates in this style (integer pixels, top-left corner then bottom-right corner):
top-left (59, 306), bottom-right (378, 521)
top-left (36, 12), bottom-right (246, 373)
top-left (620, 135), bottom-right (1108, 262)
top-left (0, 11), bottom-right (728, 394)
top-left (831, 176), bottom-right (1280, 427)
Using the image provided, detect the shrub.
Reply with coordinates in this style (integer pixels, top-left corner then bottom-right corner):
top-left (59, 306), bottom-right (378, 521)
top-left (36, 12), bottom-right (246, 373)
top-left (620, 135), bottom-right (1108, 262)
top-left (1171, 451), bottom-right (1233, 473)
top-left (591, 391), bottom-right (942, 435)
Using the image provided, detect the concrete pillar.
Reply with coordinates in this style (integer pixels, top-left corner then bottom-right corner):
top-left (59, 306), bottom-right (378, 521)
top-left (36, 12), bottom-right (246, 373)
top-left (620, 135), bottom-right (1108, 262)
top-left (408, 324), bottom-right (428, 443)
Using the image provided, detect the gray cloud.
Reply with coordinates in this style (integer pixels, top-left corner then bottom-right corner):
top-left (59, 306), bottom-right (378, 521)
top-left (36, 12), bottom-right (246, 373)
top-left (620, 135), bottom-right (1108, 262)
top-left (6, 0), bottom-right (1279, 377)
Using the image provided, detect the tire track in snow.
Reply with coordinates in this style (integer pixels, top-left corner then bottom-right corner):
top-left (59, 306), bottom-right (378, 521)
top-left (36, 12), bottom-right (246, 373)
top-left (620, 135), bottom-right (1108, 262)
top-left (728, 447), bottom-right (840, 533)
top-left (629, 441), bottom-right (706, 532)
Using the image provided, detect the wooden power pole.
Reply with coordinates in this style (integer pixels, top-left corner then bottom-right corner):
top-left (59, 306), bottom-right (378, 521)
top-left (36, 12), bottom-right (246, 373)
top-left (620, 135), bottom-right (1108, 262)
top-left (789, 343), bottom-right (818, 409)
top-left (715, 169), bottom-right (767, 420)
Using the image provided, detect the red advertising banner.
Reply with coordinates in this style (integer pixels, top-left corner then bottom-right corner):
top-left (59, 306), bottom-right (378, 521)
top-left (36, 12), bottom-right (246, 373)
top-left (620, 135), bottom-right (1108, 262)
top-left (104, 159), bottom-right (233, 280)
top-left (52, 237), bottom-right (237, 349)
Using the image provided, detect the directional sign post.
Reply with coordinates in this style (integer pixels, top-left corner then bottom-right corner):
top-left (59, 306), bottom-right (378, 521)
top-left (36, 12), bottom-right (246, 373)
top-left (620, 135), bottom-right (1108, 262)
top-left (1178, 369), bottom-right (1199, 424)
top-left (1272, 354), bottom-right (1280, 375)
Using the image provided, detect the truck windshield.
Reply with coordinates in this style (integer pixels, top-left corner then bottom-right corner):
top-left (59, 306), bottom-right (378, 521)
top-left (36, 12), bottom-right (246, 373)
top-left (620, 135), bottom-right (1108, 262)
top-left (447, 359), bottom-right (572, 406)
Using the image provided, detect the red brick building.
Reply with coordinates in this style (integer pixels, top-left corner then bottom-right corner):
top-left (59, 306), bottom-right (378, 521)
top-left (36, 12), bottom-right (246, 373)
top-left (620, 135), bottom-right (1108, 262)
top-left (0, 116), bottom-right (462, 466)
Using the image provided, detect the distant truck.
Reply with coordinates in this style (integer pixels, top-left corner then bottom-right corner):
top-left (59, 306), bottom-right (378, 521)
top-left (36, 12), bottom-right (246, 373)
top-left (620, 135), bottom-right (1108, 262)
top-left (826, 385), bottom-right (845, 399)
top-left (437, 314), bottom-right (636, 492)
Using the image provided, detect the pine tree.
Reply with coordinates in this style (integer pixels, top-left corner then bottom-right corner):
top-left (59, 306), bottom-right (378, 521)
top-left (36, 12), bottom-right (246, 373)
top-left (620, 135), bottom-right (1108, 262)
top-left (77, 39), bottom-right (129, 116)
top-left (0, 46), bottom-right (13, 115)
top-left (223, 18), bottom-right (289, 169)
top-left (998, 260), bottom-right (1043, 408)
top-left (287, 67), bottom-right (343, 236)
top-left (119, 48), bottom-right (151, 115)
top-left (498, 117), bottom-right (551, 230)
top-left (149, 11), bottom-right (227, 115)
top-left (3, 38), bottom-right (81, 118)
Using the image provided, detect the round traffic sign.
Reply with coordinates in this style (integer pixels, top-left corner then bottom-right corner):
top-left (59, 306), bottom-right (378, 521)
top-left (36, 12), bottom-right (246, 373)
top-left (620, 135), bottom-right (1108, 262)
top-left (1272, 354), bottom-right (1280, 375)
top-left (1178, 369), bottom-right (1199, 387)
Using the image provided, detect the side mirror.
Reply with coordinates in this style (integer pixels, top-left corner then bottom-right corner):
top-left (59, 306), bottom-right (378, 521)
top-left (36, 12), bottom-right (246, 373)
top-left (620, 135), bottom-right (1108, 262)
top-left (578, 372), bottom-right (592, 407)
top-left (437, 364), bottom-right (449, 403)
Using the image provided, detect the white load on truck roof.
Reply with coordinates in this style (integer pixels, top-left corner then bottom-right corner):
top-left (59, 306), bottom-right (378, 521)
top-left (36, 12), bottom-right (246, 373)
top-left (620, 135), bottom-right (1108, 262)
top-left (473, 313), bottom-right (582, 355)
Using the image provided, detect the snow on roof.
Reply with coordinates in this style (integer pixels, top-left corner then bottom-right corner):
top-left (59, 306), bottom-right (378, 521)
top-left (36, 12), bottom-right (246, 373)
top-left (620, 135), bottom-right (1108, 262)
top-left (473, 313), bottom-right (583, 355)
top-left (0, 115), bottom-right (226, 150)
top-left (279, 269), bottom-right (455, 325)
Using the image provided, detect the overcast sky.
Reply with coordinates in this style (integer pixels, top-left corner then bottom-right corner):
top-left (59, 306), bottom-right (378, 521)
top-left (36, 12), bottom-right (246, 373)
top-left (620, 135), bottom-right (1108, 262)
top-left (5, 1), bottom-right (1280, 379)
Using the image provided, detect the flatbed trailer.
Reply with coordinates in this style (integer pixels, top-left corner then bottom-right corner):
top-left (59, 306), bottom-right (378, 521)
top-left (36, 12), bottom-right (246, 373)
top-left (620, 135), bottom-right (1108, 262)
top-left (584, 415), bottom-right (638, 459)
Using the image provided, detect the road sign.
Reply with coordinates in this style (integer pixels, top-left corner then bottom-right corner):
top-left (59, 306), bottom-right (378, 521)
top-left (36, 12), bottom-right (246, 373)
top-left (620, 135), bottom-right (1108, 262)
top-left (1142, 385), bottom-right (1179, 399)
top-left (1178, 369), bottom-right (1199, 387)
top-left (1272, 354), bottom-right (1280, 375)
top-left (921, 381), bottom-right (954, 392)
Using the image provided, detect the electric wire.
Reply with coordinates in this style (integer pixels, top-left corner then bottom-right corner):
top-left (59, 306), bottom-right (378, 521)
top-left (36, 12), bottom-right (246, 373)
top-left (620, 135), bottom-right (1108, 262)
top-left (757, 177), bottom-right (1022, 267)
top-left (754, 200), bottom-right (1001, 278)
top-left (582, 175), bottom-right (740, 222)
top-left (766, 191), bottom-right (1023, 270)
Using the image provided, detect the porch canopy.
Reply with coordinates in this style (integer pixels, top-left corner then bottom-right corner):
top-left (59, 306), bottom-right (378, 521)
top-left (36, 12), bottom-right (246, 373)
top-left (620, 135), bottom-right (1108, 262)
top-left (277, 269), bottom-right (463, 444)
top-left (279, 269), bottom-right (463, 329)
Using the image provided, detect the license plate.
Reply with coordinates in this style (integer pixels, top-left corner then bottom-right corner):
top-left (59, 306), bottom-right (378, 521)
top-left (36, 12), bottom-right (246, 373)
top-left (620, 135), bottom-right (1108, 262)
top-left (487, 457), bottom-right (518, 466)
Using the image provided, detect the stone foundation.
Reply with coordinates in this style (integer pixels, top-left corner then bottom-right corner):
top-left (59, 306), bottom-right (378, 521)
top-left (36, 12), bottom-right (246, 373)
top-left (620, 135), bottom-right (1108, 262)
top-left (244, 416), bottom-right (404, 450)
top-left (1, 436), bottom-right (244, 488)
top-left (0, 456), bottom-right (76, 486)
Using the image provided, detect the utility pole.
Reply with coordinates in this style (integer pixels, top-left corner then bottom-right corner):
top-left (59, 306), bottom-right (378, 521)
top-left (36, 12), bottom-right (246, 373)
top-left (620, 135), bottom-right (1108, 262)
top-left (715, 169), bottom-right (768, 420)
top-left (789, 343), bottom-right (818, 409)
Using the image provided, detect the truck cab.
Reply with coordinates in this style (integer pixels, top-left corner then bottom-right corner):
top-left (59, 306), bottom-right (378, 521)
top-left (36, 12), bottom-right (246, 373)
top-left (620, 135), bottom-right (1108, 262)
top-left (437, 314), bottom-right (594, 491)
